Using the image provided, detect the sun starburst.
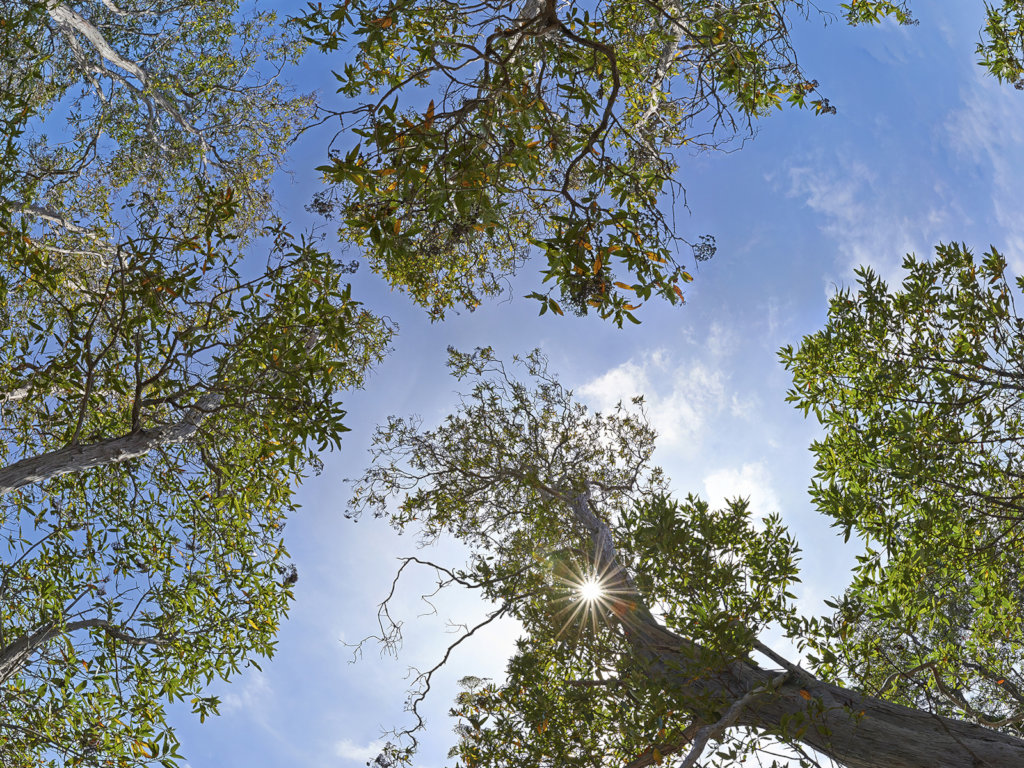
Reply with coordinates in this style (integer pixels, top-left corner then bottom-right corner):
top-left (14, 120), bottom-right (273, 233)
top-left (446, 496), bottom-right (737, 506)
top-left (546, 553), bottom-right (630, 643)
top-left (578, 576), bottom-right (605, 602)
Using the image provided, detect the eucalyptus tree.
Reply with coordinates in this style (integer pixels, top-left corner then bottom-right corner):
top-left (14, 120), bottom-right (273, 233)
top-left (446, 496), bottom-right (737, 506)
top-left (295, 0), bottom-right (838, 325)
top-left (781, 243), bottom-right (1024, 743)
top-left (348, 348), bottom-right (1024, 768)
top-left (0, 171), bottom-right (391, 765)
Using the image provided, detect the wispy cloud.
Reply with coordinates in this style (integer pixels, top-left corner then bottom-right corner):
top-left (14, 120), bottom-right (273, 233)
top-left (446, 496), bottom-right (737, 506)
top-left (334, 738), bottom-right (386, 764)
top-left (578, 350), bottom-right (726, 453)
top-left (945, 72), bottom-right (1024, 273)
top-left (702, 462), bottom-right (781, 523)
top-left (219, 670), bottom-right (272, 718)
top-left (786, 159), bottom-right (942, 285)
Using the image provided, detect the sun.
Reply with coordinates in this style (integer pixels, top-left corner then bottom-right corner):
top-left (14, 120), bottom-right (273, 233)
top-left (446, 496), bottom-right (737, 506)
top-left (578, 576), bottom-right (605, 602)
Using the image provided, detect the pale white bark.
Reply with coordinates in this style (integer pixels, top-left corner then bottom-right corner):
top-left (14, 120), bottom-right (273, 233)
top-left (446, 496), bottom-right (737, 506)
top-left (0, 618), bottom-right (169, 685)
top-left (16, 203), bottom-right (96, 236)
top-left (0, 387), bottom-right (30, 404)
top-left (47, 2), bottom-right (148, 84)
top-left (565, 485), bottom-right (1024, 768)
top-left (0, 392), bottom-right (221, 496)
top-left (46, 2), bottom-right (218, 168)
top-left (635, 1), bottom-right (689, 134)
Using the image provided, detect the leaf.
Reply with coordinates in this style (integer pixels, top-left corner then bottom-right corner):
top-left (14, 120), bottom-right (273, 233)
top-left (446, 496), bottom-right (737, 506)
top-left (614, 281), bottom-right (634, 291)
top-left (799, 689), bottom-right (812, 700)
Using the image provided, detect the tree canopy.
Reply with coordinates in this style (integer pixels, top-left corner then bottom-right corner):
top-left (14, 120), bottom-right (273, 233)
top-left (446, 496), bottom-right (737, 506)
top-left (782, 243), bottom-right (1024, 737)
top-left (348, 347), bottom-right (1024, 768)
top-left (5, 0), bottom-right (310, 246)
top-left (295, 0), bottom-right (1023, 325)
top-left (296, 0), bottom-right (836, 324)
top-left (0, 155), bottom-right (391, 764)
top-left (4, 0), bottom-right (1024, 766)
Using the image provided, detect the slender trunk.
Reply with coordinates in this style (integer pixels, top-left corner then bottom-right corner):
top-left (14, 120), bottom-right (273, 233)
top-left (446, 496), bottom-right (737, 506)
top-left (567, 487), bottom-right (1024, 768)
top-left (0, 618), bottom-right (167, 685)
top-left (0, 393), bottom-right (220, 496)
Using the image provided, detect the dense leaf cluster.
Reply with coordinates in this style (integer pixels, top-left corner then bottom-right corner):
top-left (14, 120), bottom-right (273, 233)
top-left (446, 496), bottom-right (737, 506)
top-left (783, 244), bottom-right (1024, 735)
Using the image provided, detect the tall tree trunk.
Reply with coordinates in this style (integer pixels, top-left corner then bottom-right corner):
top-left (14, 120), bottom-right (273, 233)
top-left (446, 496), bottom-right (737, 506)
top-left (0, 393), bottom-right (220, 496)
top-left (567, 487), bottom-right (1024, 768)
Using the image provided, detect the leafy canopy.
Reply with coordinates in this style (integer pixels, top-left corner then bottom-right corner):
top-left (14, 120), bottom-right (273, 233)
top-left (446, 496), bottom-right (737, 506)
top-left (8, 0), bottom-right (311, 243)
top-left (782, 243), bottom-right (1024, 734)
top-left (295, 0), bottom-right (838, 324)
top-left (0, 169), bottom-right (391, 766)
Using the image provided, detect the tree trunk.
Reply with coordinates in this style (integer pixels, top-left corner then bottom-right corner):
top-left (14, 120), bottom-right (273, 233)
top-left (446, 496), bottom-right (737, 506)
top-left (0, 393), bottom-right (220, 495)
top-left (567, 487), bottom-right (1024, 768)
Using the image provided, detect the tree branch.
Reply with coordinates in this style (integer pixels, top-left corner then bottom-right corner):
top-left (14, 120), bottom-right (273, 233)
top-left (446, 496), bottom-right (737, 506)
top-left (0, 392), bottom-right (222, 496)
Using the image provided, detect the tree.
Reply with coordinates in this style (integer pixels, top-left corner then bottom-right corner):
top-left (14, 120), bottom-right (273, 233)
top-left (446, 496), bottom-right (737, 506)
top-left (781, 243), bottom-right (1024, 741)
top-left (295, 0), bottom-right (1022, 325)
top-left (295, 0), bottom-right (837, 325)
top-left (5, 0), bottom-right (310, 245)
top-left (0, 179), bottom-right (392, 766)
top-left (347, 347), bottom-right (1024, 768)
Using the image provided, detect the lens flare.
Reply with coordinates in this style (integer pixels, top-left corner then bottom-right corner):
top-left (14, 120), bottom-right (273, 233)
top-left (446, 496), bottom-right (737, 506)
top-left (578, 576), bottom-right (605, 602)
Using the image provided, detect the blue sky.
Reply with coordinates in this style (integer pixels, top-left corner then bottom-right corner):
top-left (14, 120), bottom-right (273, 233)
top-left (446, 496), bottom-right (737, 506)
top-left (167, 2), bottom-right (1024, 766)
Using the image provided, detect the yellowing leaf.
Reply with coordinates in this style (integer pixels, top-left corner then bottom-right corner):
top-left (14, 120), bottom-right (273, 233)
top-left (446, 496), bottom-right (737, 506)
top-left (592, 256), bottom-right (602, 274)
top-left (550, 301), bottom-right (564, 316)
top-left (614, 281), bottom-right (633, 290)
top-left (799, 689), bottom-right (812, 700)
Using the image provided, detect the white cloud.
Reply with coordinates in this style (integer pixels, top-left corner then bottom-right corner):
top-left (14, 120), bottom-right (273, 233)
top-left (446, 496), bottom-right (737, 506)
top-left (578, 351), bottom-right (726, 451)
top-left (702, 462), bottom-right (781, 523)
top-left (787, 160), bottom-right (936, 285)
top-left (219, 670), bottom-right (271, 717)
top-left (334, 738), bottom-right (386, 764)
top-left (945, 72), bottom-right (1024, 273)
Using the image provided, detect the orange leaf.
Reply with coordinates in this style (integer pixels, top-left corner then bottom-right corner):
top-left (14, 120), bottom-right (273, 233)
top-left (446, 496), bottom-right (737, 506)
top-left (592, 256), bottom-right (602, 274)
top-left (998, 679), bottom-right (1006, 684)
top-left (393, 219), bottom-right (401, 235)
top-left (613, 281), bottom-right (633, 290)
top-left (799, 689), bottom-right (812, 700)
top-left (673, 284), bottom-right (685, 301)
